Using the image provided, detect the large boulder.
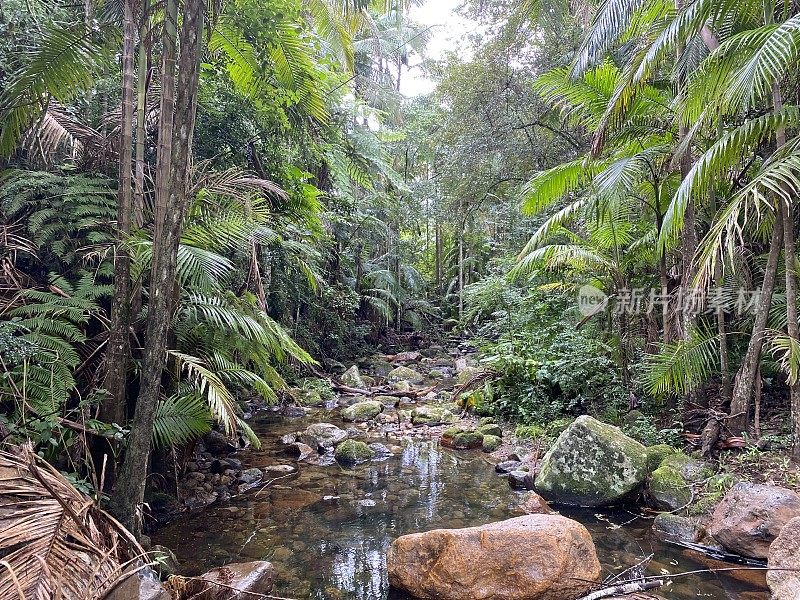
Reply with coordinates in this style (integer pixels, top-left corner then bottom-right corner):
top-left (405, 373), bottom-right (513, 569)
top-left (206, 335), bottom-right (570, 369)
top-left (535, 416), bottom-right (648, 507)
top-left (387, 514), bottom-right (600, 600)
top-left (441, 427), bottom-right (484, 450)
top-left (708, 483), bottom-right (800, 559)
top-left (182, 561), bottom-right (275, 599)
top-left (341, 365), bottom-right (366, 388)
top-left (341, 400), bottom-right (383, 422)
top-left (298, 423), bottom-right (348, 452)
top-left (388, 365), bottom-right (425, 384)
top-left (767, 516), bottom-right (800, 599)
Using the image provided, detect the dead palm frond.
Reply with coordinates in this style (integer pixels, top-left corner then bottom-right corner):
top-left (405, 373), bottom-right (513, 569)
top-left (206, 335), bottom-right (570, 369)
top-left (0, 444), bottom-right (147, 600)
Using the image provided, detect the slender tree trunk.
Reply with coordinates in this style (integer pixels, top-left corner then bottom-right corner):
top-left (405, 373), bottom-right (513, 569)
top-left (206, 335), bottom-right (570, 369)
top-left (110, 0), bottom-right (205, 536)
top-left (134, 0), bottom-right (149, 229)
top-left (102, 0), bottom-right (136, 434)
top-left (771, 80), bottom-right (800, 458)
top-left (729, 208), bottom-right (784, 434)
top-left (435, 221), bottom-right (442, 291)
top-left (458, 219), bottom-right (465, 319)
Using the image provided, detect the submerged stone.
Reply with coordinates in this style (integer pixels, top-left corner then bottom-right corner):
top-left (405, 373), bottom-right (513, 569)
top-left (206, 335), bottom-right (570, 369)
top-left (535, 415), bottom-right (648, 506)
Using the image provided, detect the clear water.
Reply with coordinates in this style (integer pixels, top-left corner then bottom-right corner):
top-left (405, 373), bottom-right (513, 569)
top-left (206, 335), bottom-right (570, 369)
top-left (153, 409), bottom-right (768, 600)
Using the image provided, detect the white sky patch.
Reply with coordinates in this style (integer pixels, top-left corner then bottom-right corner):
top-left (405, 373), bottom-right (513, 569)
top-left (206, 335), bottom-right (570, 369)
top-left (401, 0), bottom-right (481, 97)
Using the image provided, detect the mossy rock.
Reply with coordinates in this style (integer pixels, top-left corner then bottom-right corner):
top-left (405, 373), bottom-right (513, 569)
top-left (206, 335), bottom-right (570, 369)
top-left (688, 473), bottom-right (736, 516)
top-left (341, 400), bottom-right (384, 423)
top-left (661, 453), bottom-right (715, 483)
top-left (649, 465), bottom-right (691, 511)
top-left (393, 380), bottom-right (411, 392)
top-left (478, 423), bottom-right (502, 437)
top-left (429, 369), bottom-right (444, 378)
top-left (334, 439), bottom-right (375, 464)
top-left (289, 387), bottom-right (324, 407)
top-left (535, 415), bottom-right (648, 507)
top-left (411, 405), bottom-right (456, 426)
top-left (361, 375), bottom-right (376, 387)
top-left (479, 417), bottom-right (496, 426)
top-left (515, 424), bottom-right (546, 440)
top-left (388, 366), bottom-right (424, 384)
top-left (622, 409), bottom-right (646, 426)
top-left (646, 444), bottom-right (678, 473)
top-left (456, 366), bottom-right (482, 385)
top-left (482, 435), bottom-right (502, 453)
top-left (342, 365), bottom-right (365, 388)
top-left (442, 430), bottom-right (484, 450)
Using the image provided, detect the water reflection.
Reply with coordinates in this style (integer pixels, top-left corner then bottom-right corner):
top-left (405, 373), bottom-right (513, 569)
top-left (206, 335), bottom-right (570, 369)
top-left (153, 410), bottom-right (767, 600)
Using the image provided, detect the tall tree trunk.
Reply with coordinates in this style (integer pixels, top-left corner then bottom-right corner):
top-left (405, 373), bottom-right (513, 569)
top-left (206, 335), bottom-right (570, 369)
top-left (435, 221), bottom-right (442, 291)
top-left (729, 208), bottom-right (784, 434)
top-left (110, 0), bottom-right (204, 536)
top-left (134, 0), bottom-right (150, 229)
top-left (102, 0), bottom-right (136, 434)
top-left (772, 80), bottom-right (800, 458)
top-left (458, 219), bottom-right (465, 319)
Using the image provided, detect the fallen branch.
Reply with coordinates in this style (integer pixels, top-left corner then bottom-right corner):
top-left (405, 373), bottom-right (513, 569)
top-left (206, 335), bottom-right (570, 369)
top-left (331, 382), bottom-right (435, 399)
top-left (576, 579), bottom-right (664, 600)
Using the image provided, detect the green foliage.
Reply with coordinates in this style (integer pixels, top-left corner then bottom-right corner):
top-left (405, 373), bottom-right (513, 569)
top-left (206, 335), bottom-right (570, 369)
top-left (620, 415), bottom-right (684, 447)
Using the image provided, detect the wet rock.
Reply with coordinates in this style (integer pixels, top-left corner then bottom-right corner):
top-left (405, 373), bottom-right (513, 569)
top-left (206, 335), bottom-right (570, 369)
top-left (482, 435), bottom-right (502, 452)
top-left (334, 439), bottom-right (375, 464)
top-left (648, 464), bottom-right (691, 511)
top-left (108, 568), bottom-right (170, 600)
top-left (368, 443), bottom-right (393, 458)
top-left (263, 464), bottom-right (297, 476)
top-left (387, 514), bottom-right (600, 600)
top-left (279, 432), bottom-right (298, 445)
top-left (375, 394), bottom-right (400, 405)
top-left (645, 444), bottom-right (677, 473)
top-left (708, 482), bottom-right (800, 559)
top-left (652, 513), bottom-right (702, 544)
top-left (767, 516), bottom-right (800, 599)
top-left (342, 365), bottom-right (366, 388)
top-left (393, 380), bottom-right (412, 392)
top-left (284, 442), bottom-right (314, 461)
top-left (496, 460), bottom-right (522, 474)
top-left (203, 430), bottom-right (235, 455)
top-left (442, 427), bottom-right (484, 450)
top-left (410, 405), bottom-right (456, 426)
top-left (535, 416), bottom-right (648, 507)
top-left (508, 470), bottom-right (536, 490)
top-left (518, 491), bottom-right (554, 515)
top-left (388, 365), bottom-right (425, 384)
top-left (298, 423), bottom-right (349, 452)
top-left (341, 400), bottom-right (384, 422)
top-left (238, 468), bottom-right (263, 486)
top-left (281, 405), bottom-right (306, 418)
top-left (478, 423), bottom-right (502, 437)
top-left (428, 369), bottom-right (444, 378)
top-left (183, 561), bottom-right (275, 599)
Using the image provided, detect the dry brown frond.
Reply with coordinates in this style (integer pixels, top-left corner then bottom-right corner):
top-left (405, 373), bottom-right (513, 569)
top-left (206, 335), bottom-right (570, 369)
top-left (0, 444), bottom-right (147, 600)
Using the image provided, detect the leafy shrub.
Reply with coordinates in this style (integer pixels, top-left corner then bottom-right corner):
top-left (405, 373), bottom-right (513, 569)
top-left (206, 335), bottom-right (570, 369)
top-left (620, 416), bottom-right (684, 447)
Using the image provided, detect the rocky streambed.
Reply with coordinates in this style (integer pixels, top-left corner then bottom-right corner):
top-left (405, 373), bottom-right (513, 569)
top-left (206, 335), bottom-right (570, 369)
top-left (150, 348), bottom-right (788, 599)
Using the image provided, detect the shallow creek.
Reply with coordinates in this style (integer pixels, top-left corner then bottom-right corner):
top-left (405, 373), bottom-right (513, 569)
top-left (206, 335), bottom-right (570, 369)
top-left (154, 408), bottom-right (768, 600)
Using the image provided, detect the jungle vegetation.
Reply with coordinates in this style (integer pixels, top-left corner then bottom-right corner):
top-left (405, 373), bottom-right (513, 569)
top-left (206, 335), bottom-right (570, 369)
top-left (2, 0), bottom-right (800, 534)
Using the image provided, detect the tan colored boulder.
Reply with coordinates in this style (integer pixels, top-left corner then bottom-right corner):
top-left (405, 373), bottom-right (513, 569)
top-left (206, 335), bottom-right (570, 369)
top-left (708, 482), bottom-right (800, 559)
top-left (182, 561), bottom-right (275, 599)
top-left (518, 491), bottom-right (554, 515)
top-left (387, 514), bottom-right (600, 600)
top-left (767, 516), bottom-right (800, 599)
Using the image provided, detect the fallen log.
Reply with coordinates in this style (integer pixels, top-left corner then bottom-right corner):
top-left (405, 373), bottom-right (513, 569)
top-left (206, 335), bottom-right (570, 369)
top-left (576, 579), bottom-right (664, 600)
top-left (331, 382), bottom-right (436, 399)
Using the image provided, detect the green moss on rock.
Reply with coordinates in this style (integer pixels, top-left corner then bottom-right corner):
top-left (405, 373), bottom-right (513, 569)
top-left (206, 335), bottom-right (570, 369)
top-left (649, 465), bottom-right (691, 511)
top-left (535, 415), bottom-right (648, 507)
top-left (646, 444), bottom-right (678, 473)
top-left (482, 435), bottom-right (502, 452)
top-left (334, 439), bottom-right (375, 464)
top-left (478, 423), bottom-right (503, 437)
top-left (341, 400), bottom-right (383, 422)
top-left (388, 366), bottom-right (424, 384)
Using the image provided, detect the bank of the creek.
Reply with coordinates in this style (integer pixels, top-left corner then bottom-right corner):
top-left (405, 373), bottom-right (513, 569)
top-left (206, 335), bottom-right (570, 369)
top-left (153, 351), bottom-right (769, 600)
